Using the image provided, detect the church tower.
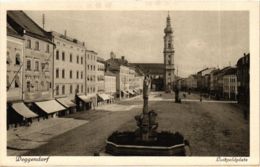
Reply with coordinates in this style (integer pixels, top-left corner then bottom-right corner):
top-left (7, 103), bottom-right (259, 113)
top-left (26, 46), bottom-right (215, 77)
top-left (163, 13), bottom-right (175, 91)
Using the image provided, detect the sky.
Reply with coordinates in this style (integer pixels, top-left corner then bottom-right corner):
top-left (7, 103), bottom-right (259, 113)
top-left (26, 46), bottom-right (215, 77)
top-left (25, 11), bottom-right (249, 77)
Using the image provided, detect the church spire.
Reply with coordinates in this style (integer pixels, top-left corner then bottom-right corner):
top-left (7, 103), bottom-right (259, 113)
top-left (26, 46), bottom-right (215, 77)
top-left (164, 12), bottom-right (172, 34)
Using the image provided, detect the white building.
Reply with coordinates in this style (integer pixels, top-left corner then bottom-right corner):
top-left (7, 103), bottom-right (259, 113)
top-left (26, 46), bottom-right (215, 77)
top-left (52, 31), bottom-right (86, 100)
top-left (223, 68), bottom-right (238, 100)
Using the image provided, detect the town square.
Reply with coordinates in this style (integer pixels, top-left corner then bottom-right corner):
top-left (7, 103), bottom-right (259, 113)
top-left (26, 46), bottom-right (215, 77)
top-left (6, 10), bottom-right (249, 156)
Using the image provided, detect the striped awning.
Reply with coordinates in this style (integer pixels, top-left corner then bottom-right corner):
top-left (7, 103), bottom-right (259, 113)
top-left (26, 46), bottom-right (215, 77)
top-left (35, 100), bottom-right (66, 114)
top-left (56, 98), bottom-right (76, 108)
top-left (12, 102), bottom-right (38, 118)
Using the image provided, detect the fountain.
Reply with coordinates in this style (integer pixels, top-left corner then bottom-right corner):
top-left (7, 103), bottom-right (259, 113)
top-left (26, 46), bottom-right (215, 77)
top-left (105, 75), bottom-right (187, 156)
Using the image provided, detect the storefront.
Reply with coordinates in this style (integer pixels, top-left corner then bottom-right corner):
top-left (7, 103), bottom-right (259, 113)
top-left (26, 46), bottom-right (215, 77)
top-left (33, 100), bottom-right (66, 119)
top-left (97, 93), bottom-right (110, 105)
top-left (56, 97), bottom-right (76, 114)
top-left (7, 102), bottom-right (38, 129)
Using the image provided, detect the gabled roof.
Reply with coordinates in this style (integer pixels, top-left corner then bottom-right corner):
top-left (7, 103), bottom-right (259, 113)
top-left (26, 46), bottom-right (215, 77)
top-left (7, 11), bottom-right (52, 43)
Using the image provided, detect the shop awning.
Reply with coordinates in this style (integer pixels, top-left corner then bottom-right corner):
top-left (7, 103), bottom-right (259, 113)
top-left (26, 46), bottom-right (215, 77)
top-left (128, 89), bottom-right (135, 95)
top-left (121, 90), bottom-right (128, 95)
top-left (98, 93), bottom-right (110, 101)
top-left (56, 98), bottom-right (76, 108)
top-left (133, 89), bottom-right (139, 94)
top-left (35, 100), bottom-right (66, 114)
top-left (78, 95), bottom-right (92, 103)
top-left (11, 102), bottom-right (38, 118)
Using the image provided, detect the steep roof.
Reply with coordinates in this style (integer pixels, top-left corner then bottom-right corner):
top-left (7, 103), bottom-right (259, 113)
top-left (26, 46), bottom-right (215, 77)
top-left (223, 67), bottom-right (237, 76)
top-left (7, 11), bottom-right (52, 43)
top-left (7, 23), bottom-right (24, 40)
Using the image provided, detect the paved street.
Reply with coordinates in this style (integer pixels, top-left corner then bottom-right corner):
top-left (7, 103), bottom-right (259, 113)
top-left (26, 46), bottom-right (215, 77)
top-left (7, 92), bottom-right (249, 156)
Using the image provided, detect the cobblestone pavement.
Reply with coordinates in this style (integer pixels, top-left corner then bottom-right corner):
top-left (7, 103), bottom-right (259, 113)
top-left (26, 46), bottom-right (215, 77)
top-left (7, 92), bottom-right (249, 156)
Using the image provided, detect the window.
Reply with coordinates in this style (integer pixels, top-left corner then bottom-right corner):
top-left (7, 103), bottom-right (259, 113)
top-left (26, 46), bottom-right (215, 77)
top-left (7, 75), bottom-right (10, 88)
top-left (35, 41), bottom-right (39, 50)
top-left (62, 85), bottom-right (65, 94)
top-left (62, 69), bottom-right (65, 79)
top-left (87, 87), bottom-right (89, 93)
top-left (56, 68), bottom-right (59, 78)
top-left (27, 81), bottom-right (31, 92)
top-left (35, 81), bottom-right (39, 91)
top-left (56, 85), bottom-right (59, 95)
top-left (70, 85), bottom-right (73, 94)
top-left (14, 76), bottom-right (20, 88)
top-left (7, 51), bottom-right (11, 64)
top-left (77, 55), bottom-right (79, 63)
top-left (81, 71), bottom-right (83, 79)
top-left (70, 70), bottom-right (73, 79)
top-left (26, 60), bottom-right (31, 71)
top-left (88, 65), bottom-right (90, 70)
top-left (93, 66), bottom-right (95, 71)
top-left (46, 81), bottom-right (49, 91)
top-left (91, 65), bottom-right (92, 71)
top-left (77, 71), bottom-right (79, 79)
top-left (168, 60), bottom-right (171, 65)
top-left (70, 53), bottom-right (72, 62)
top-left (168, 42), bottom-right (171, 48)
top-left (81, 57), bottom-right (83, 64)
top-left (35, 61), bottom-right (39, 71)
top-left (26, 39), bottom-right (31, 48)
top-left (62, 52), bottom-right (65, 61)
top-left (15, 53), bottom-right (21, 65)
top-left (81, 84), bottom-right (83, 92)
top-left (46, 44), bottom-right (50, 53)
top-left (56, 50), bottom-right (59, 60)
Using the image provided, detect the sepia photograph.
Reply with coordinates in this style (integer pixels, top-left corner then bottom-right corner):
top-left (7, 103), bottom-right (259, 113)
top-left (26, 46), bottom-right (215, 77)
top-left (1, 0), bottom-right (259, 166)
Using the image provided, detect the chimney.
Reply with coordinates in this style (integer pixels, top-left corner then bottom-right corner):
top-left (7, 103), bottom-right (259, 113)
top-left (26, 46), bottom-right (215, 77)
top-left (64, 30), bottom-right (67, 37)
top-left (243, 53), bottom-right (246, 56)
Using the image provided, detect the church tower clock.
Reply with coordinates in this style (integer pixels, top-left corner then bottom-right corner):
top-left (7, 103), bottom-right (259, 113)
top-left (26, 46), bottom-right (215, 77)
top-left (163, 13), bottom-right (175, 91)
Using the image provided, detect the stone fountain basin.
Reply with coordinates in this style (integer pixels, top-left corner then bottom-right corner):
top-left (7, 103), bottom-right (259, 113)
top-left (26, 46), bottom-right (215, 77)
top-left (105, 131), bottom-right (186, 156)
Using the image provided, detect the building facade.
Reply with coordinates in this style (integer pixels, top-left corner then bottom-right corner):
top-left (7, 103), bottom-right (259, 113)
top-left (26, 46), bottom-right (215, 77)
top-left (97, 57), bottom-right (105, 93)
top-left (104, 71), bottom-right (116, 97)
top-left (52, 31), bottom-right (86, 100)
top-left (7, 24), bottom-right (24, 102)
top-left (8, 11), bottom-right (54, 102)
top-left (85, 50), bottom-right (98, 106)
top-left (223, 68), bottom-right (238, 100)
top-left (163, 14), bottom-right (175, 91)
top-left (237, 53), bottom-right (250, 106)
top-left (186, 74), bottom-right (197, 91)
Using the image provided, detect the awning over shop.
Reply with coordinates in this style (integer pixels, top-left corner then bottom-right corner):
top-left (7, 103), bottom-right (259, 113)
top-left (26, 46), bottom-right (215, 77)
top-left (128, 89), bottom-right (135, 95)
top-left (35, 100), bottom-right (66, 114)
top-left (11, 102), bottom-right (38, 118)
top-left (56, 98), bottom-right (76, 108)
top-left (78, 95), bottom-right (92, 103)
top-left (121, 90), bottom-right (128, 95)
top-left (133, 89), bottom-right (139, 94)
top-left (98, 93), bottom-right (110, 101)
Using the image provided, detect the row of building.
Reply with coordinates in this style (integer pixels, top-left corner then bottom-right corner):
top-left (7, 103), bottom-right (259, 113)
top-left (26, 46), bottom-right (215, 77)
top-left (178, 53), bottom-right (249, 105)
top-left (7, 11), bottom-right (144, 128)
